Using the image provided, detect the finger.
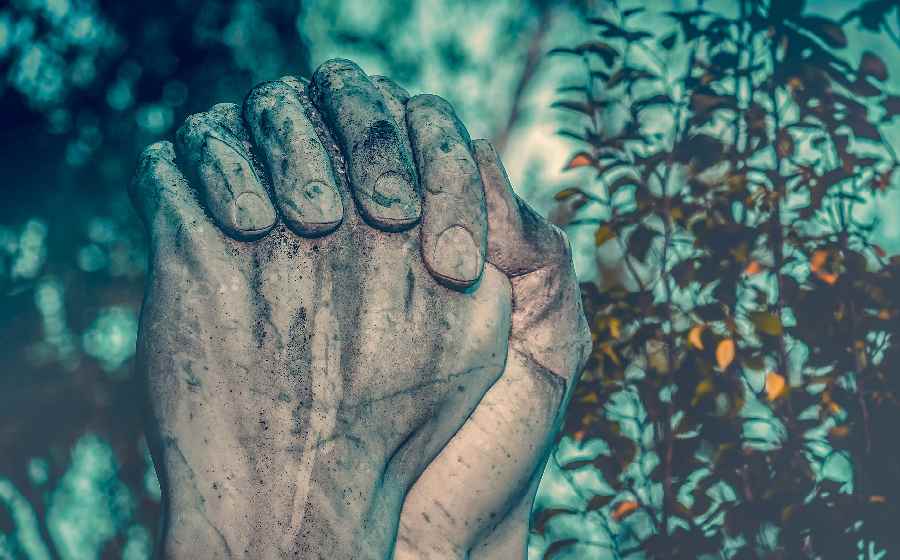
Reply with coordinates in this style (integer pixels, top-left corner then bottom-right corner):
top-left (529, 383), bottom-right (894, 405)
top-left (370, 75), bottom-right (412, 148)
top-left (473, 139), bottom-right (591, 380)
top-left (131, 141), bottom-right (208, 232)
top-left (311, 59), bottom-right (421, 231)
top-left (175, 102), bottom-right (277, 240)
top-left (244, 78), bottom-right (344, 236)
top-left (406, 94), bottom-right (486, 289)
top-left (130, 141), bottom-right (223, 253)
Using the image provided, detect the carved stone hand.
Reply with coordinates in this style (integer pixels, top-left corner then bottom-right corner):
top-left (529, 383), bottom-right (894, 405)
top-left (381, 86), bottom-right (592, 560)
top-left (131, 60), bottom-right (512, 559)
top-left (131, 58), bottom-right (591, 560)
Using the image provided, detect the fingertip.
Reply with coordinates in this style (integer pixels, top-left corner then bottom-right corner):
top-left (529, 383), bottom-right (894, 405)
top-left (175, 110), bottom-right (277, 240)
top-left (426, 225), bottom-right (485, 290)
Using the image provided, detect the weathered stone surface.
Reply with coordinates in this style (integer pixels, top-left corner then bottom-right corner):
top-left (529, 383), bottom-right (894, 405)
top-left (130, 58), bottom-right (591, 560)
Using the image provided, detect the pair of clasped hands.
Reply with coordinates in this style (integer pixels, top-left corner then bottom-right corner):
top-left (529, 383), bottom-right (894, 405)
top-left (131, 59), bottom-right (590, 559)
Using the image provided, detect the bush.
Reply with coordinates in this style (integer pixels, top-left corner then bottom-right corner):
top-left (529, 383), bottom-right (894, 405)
top-left (540, 1), bottom-right (900, 557)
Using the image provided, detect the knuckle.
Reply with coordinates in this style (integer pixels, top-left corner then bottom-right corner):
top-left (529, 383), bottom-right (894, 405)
top-left (408, 93), bottom-right (452, 115)
top-left (548, 223), bottom-right (574, 262)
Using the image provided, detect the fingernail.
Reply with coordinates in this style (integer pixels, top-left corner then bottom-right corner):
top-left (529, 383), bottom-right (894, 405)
top-left (292, 180), bottom-right (343, 230)
top-left (433, 225), bottom-right (482, 284)
top-left (233, 191), bottom-right (276, 232)
top-left (205, 136), bottom-right (276, 233)
top-left (370, 172), bottom-right (421, 223)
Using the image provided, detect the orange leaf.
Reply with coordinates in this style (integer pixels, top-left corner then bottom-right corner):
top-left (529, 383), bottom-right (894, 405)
top-left (744, 260), bottom-right (763, 276)
top-left (565, 152), bottom-right (594, 170)
top-left (716, 339), bottom-right (735, 369)
top-left (612, 500), bottom-right (639, 521)
top-left (816, 271), bottom-right (839, 285)
top-left (688, 325), bottom-right (705, 350)
top-left (870, 495), bottom-right (887, 504)
top-left (765, 372), bottom-right (787, 401)
top-left (874, 244), bottom-right (886, 258)
top-left (830, 426), bottom-right (849, 438)
top-left (810, 250), bottom-right (828, 273)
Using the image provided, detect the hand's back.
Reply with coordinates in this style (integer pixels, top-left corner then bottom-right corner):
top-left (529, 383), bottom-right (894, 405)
top-left (133, 65), bottom-right (510, 559)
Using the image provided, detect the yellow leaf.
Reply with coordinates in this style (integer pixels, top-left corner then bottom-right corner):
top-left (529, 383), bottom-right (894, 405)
top-left (595, 225), bottom-right (616, 246)
top-left (716, 339), bottom-right (736, 369)
top-left (554, 187), bottom-right (583, 201)
top-left (692, 379), bottom-right (714, 405)
top-left (612, 500), bottom-right (639, 521)
top-left (688, 325), bottom-right (705, 350)
top-left (750, 311), bottom-right (783, 336)
top-left (609, 318), bottom-right (622, 339)
top-left (582, 392), bottom-right (599, 404)
top-left (565, 152), bottom-right (594, 170)
top-left (765, 372), bottom-right (787, 401)
top-left (601, 343), bottom-right (621, 366)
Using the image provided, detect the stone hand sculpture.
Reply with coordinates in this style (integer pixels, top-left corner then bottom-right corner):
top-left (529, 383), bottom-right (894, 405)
top-left (130, 59), bottom-right (591, 560)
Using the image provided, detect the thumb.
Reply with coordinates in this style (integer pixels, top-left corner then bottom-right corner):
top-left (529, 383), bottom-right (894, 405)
top-left (473, 139), bottom-right (592, 381)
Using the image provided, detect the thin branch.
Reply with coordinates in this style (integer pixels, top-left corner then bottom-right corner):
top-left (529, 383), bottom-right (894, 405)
top-left (492, 6), bottom-right (555, 155)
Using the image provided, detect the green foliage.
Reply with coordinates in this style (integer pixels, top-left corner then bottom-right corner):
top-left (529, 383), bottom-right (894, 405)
top-left (542, 0), bottom-right (900, 557)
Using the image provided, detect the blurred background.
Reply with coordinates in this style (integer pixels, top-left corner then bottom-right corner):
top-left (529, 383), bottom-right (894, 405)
top-left (0, 0), bottom-right (898, 558)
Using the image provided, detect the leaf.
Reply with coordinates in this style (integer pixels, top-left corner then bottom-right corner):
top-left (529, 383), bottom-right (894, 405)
top-left (777, 129), bottom-right (795, 157)
top-left (716, 339), bottom-right (736, 369)
top-left (810, 250), bottom-right (829, 272)
top-left (688, 325), bottom-right (705, 350)
top-left (543, 539), bottom-right (578, 559)
top-left (750, 311), bottom-right (783, 336)
top-left (692, 379), bottom-right (714, 405)
top-left (884, 95), bottom-right (900, 117)
top-left (633, 93), bottom-right (674, 113)
top-left (555, 187), bottom-right (585, 201)
top-left (800, 16), bottom-right (848, 48)
top-left (744, 260), bottom-right (763, 276)
top-left (586, 494), bottom-right (614, 512)
top-left (765, 372), bottom-right (787, 400)
top-left (564, 152), bottom-right (594, 170)
top-left (611, 500), bottom-right (640, 521)
top-left (561, 458), bottom-right (593, 470)
top-left (660, 32), bottom-right (677, 50)
top-left (595, 225), bottom-right (616, 246)
top-left (609, 317), bottom-right (622, 339)
top-left (627, 224), bottom-right (658, 261)
top-left (532, 508), bottom-right (576, 535)
top-left (691, 92), bottom-right (736, 114)
top-left (860, 51), bottom-right (888, 81)
top-left (577, 41), bottom-right (620, 67)
top-left (551, 100), bottom-right (596, 116)
top-left (548, 47), bottom-right (580, 57)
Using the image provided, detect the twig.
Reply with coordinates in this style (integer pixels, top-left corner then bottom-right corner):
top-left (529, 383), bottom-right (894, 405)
top-left (493, 6), bottom-right (555, 154)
